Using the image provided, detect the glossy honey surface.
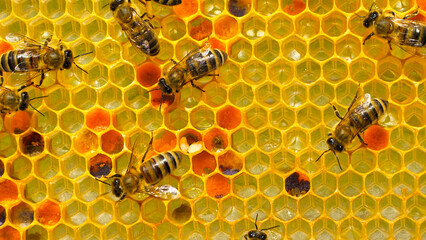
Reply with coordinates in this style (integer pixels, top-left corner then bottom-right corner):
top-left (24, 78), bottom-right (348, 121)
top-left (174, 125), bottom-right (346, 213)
top-left (0, 0), bottom-right (425, 239)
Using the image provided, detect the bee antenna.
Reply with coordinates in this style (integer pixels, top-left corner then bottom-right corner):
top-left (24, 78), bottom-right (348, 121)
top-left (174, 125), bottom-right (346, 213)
top-left (354, 12), bottom-right (365, 18)
top-left (74, 51), bottom-right (93, 59)
top-left (260, 225), bottom-right (280, 231)
top-left (73, 62), bottom-right (89, 74)
top-left (102, 2), bottom-right (110, 8)
top-left (147, 88), bottom-right (161, 93)
top-left (315, 149), bottom-right (330, 162)
top-left (159, 92), bottom-right (164, 111)
top-left (254, 213), bottom-right (259, 230)
top-left (30, 95), bottom-right (49, 101)
top-left (29, 103), bottom-right (45, 116)
top-left (332, 151), bottom-right (343, 171)
top-left (95, 178), bottom-right (111, 186)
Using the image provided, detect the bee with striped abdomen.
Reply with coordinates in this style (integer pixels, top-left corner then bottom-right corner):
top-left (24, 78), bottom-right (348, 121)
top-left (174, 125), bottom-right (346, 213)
top-left (361, 4), bottom-right (426, 50)
top-left (1, 34), bottom-right (90, 91)
top-left (244, 214), bottom-right (279, 240)
top-left (316, 87), bottom-right (388, 170)
top-left (109, 0), bottom-right (160, 56)
top-left (0, 83), bottom-right (46, 115)
top-left (97, 134), bottom-right (181, 200)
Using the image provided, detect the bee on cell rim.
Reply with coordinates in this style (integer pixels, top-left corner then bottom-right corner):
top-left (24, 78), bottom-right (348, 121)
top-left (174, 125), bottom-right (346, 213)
top-left (316, 86), bottom-right (388, 170)
top-left (244, 214), bottom-right (279, 240)
top-left (96, 133), bottom-right (182, 200)
top-left (108, 0), bottom-right (160, 56)
top-left (1, 34), bottom-right (91, 91)
top-left (360, 3), bottom-right (426, 50)
top-left (0, 83), bottom-right (47, 116)
top-left (150, 42), bottom-right (228, 110)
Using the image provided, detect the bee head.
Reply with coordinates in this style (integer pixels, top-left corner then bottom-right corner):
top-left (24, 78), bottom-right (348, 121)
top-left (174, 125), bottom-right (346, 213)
top-left (110, 0), bottom-right (125, 11)
top-left (158, 78), bottom-right (173, 94)
top-left (19, 92), bottom-right (30, 111)
top-left (63, 50), bottom-right (73, 70)
top-left (111, 176), bottom-right (125, 199)
top-left (364, 11), bottom-right (379, 28)
top-left (247, 230), bottom-right (267, 240)
top-left (326, 137), bottom-right (344, 153)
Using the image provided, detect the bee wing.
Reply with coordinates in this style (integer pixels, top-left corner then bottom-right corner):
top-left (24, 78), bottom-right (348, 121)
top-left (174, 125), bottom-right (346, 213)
top-left (144, 184), bottom-right (181, 200)
top-left (172, 42), bottom-right (211, 71)
top-left (6, 33), bottom-right (46, 49)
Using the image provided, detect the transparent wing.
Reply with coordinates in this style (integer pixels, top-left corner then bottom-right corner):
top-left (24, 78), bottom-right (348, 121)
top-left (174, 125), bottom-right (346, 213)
top-left (144, 184), bottom-right (181, 200)
top-left (6, 33), bottom-right (47, 49)
top-left (172, 41), bottom-right (211, 71)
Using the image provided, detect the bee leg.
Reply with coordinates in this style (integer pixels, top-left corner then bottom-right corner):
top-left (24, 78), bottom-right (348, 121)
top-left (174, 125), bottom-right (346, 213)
top-left (141, 12), bottom-right (155, 20)
top-left (329, 103), bottom-right (343, 120)
top-left (207, 74), bottom-right (219, 77)
top-left (140, 132), bottom-right (154, 163)
top-left (363, 32), bottom-right (375, 45)
top-left (170, 59), bottom-right (178, 65)
top-left (35, 71), bottom-right (45, 88)
top-left (190, 80), bottom-right (205, 92)
top-left (357, 134), bottom-right (368, 146)
top-left (403, 8), bottom-right (419, 19)
top-left (0, 70), bottom-right (3, 87)
top-left (332, 151), bottom-right (343, 170)
top-left (387, 40), bottom-right (392, 50)
top-left (18, 82), bottom-right (33, 92)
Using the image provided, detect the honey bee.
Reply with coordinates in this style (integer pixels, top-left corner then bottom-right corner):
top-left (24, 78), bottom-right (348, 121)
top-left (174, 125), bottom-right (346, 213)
top-left (147, 0), bottom-right (181, 6)
top-left (0, 83), bottom-right (46, 115)
top-left (316, 87), bottom-right (388, 170)
top-left (109, 0), bottom-right (160, 56)
top-left (153, 43), bottom-right (227, 108)
top-left (97, 134), bottom-right (182, 200)
top-left (244, 214), bottom-right (279, 240)
top-left (1, 34), bottom-right (91, 91)
top-left (361, 4), bottom-right (426, 50)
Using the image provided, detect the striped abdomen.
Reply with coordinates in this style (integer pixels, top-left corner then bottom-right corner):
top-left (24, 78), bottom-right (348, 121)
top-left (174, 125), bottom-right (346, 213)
top-left (400, 22), bottom-right (426, 47)
top-left (140, 151), bottom-right (182, 185)
top-left (0, 49), bottom-right (40, 73)
top-left (153, 0), bottom-right (181, 6)
top-left (349, 98), bottom-right (389, 133)
top-left (186, 49), bottom-right (227, 79)
top-left (126, 9), bottom-right (159, 56)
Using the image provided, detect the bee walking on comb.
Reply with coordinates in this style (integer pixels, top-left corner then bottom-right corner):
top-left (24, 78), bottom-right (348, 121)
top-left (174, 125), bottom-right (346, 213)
top-left (244, 214), bottom-right (279, 240)
top-left (360, 3), bottom-right (426, 51)
top-left (316, 86), bottom-right (388, 170)
top-left (0, 81), bottom-right (47, 116)
top-left (96, 132), bottom-right (182, 200)
top-left (1, 34), bottom-right (91, 91)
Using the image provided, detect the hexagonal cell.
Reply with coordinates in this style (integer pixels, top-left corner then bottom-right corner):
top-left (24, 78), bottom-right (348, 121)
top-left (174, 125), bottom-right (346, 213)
top-left (123, 86), bottom-right (149, 110)
top-left (153, 129), bottom-right (177, 153)
top-left (324, 193), bottom-right (349, 221)
top-left (109, 63), bottom-right (135, 88)
top-left (66, 0), bottom-right (92, 19)
top-left (286, 218), bottom-right (311, 239)
top-left (389, 79), bottom-right (415, 105)
top-left (244, 104), bottom-right (267, 130)
top-left (404, 102), bottom-right (426, 127)
top-left (10, 201), bottom-right (33, 228)
top-left (193, 196), bottom-right (218, 223)
top-left (244, 151), bottom-right (268, 176)
top-left (53, 224), bottom-right (75, 240)
top-left (156, 220), bottom-right (180, 239)
top-left (31, 107), bottom-right (56, 134)
top-left (217, 150), bottom-right (242, 176)
top-left (19, 130), bottom-right (44, 157)
top-left (8, 155), bottom-right (32, 180)
top-left (350, 57), bottom-right (375, 82)
top-left (227, 0), bottom-right (250, 17)
top-left (113, 107), bottom-right (136, 132)
top-left (48, 176), bottom-right (74, 202)
top-left (297, 104), bottom-right (321, 129)
top-left (352, 194), bottom-right (376, 220)
top-left (45, 86), bottom-right (70, 111)
top-left (89, 199), bottom-right (113, 226)
top-left (200, 128), bottom-right (226, 153)
top-left (272, 150), bottom-right (295, 174)
top-left (404, 56), bottom-right (426, 82)
top-left (161, 15), bottom-right (186, 41)
top-left (336, 34), bottom-right (361, 60)
top-left (73, 129), bottom-right (98, 154)
top-left (281, 0), bottom-right (305, 15)
top-left (115, 198), bottom-right (140, 225)
top-left (268, 105), bottom-right (294, 131)
top-left (0, 16), bottom-right (26, 40)
top-left (312, 218), bottom-right (337, 239)
top-left (298, 194), bottom-right (323, 221)
top-left (82, 16), bottom-right (107, 42)
top-left (178, 84), bottom-right (202, 109)
top-left (24, 177), bottom-right (46, 203)
top-left (338, 171), bottom-right (363, 197)
top-left (230, 38), bottom-right (252, 62)
top-left (76, 176), bottom-right (100, 202)
top-left (390, 126), bottom-right (416, 151)
top-left (85, 62), bottom-right (108, 88)
top-left (324, 58), bottom-right (349, 83)
top-left (283, 126), bottom-right (308, 152)
top-left (393, 217), bottom-right (417, 240)
top-left (188, 15), bottom-right (212, 41)
top-left (214, 16), bottom-right (238, 40)
top-left (0, 226), bottom-right (20, 240)
top-left (39, 0), bottom-right (65, 19)
top-left (379, 194), bottom-right (403, 221)
top-left (257, 127), bottom-right (282, 152)
top-left (281, 35), bottom-right (306, 61)
top-left (377, 56), bottom-right (403, 82)
top-left (257, 172), bottom-right (282, 197)
top-left (64, 199), bottom-right (87, 226)
top-left (163, 107), bottom-right (188, 131)
top-left (340, 218), bottom-right (363, 239)
top-left (35, 154), bottom-right (59, 179)
top-left (192, 151), bottom-right (216, 176)
top-left (60, 152), bottom-right (85, 179)
top-left (54, 16), bottom-right (80, 42)
top-left (151, 39), bottom-right (174, 64)
top-left (98, 84), bottom-right (123, 110)
top-left (217, 61), bottom-right (240, 86)
top-left (254, 37), bottom-right (279, 62)
top-left (285, 172), bottom-right (310, 197)
top-left (404, 148), bottom-right (426, 174)
top-left (0, 0), bottom-right (12, 20)
top-left (230, 127), bottom-right (255, 154)
top-left (71, 85), bottom-right (96, 111)
top-left (180, 174), bottom-right (204, 199)
top-left (201, 0), bottom-right (224, 16)
top-left (321, 11), bottom-right (347, 37)
top-left (351, 148), bottom-right (376, 173)
top-left (295, 12), bottom-right (319, 38)
top-left (86, 108), bottom-right (111, 132)
top-left (129, 222), bottom-right (154, 240)
top-left (141, 197), bottom-right (166, 224)
top-left (167, 199), bottom-right (192, 224)
top-left (255, 82), bottom-right (280, 107)
top-left (4, 111), bottom-right (31, 134)
top-left (100, 130), bottom-right (123, 155)
top-left (392, 171), bottom-right (416, 196)
top-left (96, 39), bottom-right (121, 65)
top-left (405, 193), bottom-right (426, 221)
top-left (27, 16), bottom-right (54, 41)
top-left (77, 223), bottom-right (101, 240)
top-left (59, 108), bottom-right (84, 134)
top-left (365, 171), bottom-right (389, 197)
top-left (206, 173), bottom-right (230, 199)
top-left (376, 148), bottom-right (401, 174)
top-left (26, 224), bottom-right (48, 240)
top-left (282, 82), bottom-right (307, 107)
top-left (179, 129), bottom-right (202, 154)
top-left (88, 153), bottom-right (112, 179)
top-left (309, 36), bottom-right (334, 61)
top-left (335, 81), bottom-right (358, 106)
top-left (37, 200), bottom-right (61, 226)
top-left (216, 105), bottom-right (241, 130)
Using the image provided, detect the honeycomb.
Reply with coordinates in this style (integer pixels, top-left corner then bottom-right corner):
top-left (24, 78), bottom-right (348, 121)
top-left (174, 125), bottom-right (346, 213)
top-left (0, 0), bottom-right (425, 238)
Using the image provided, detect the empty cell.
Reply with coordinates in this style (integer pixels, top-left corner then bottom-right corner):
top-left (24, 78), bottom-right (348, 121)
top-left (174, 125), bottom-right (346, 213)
top-left (89, 154), bottom-right (112, 178)
top-left (10, 201), bottom-right (34, 228)
top-left (204, 128), bottom-right (228, 152)
top-left (218, 151), bottom-right (243, 175)
top-left (206, 173), bottom-right (230, 199)
top-left (136, 62), bottom-right (161, 87)
top-left (189, 16), bottom-right (213, 41)
top-left (228, 0), bottom-right (251, 17)
top-left (4, 111), bottom-right (31, 134)
top-left (217, 105), bottom-right (241, 130)
top-left (37, 200), bottom-right (60, 226)
top-left (153, 130), bottom-right (177, 152)
top-left (215, 16), bottom-right (238, 40)
top-left (86, 108), bottom-right (110, 132)
top-left (192, 151), bottom-right (216, 176)
top-left (21, 131), bottom-right (44, 157)
top-left (101, 130), bottom-right (124, 154)
top-left (285, 172), bottom-right (310, 197)
top-left (201, 0), bottom-right (224, 17)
